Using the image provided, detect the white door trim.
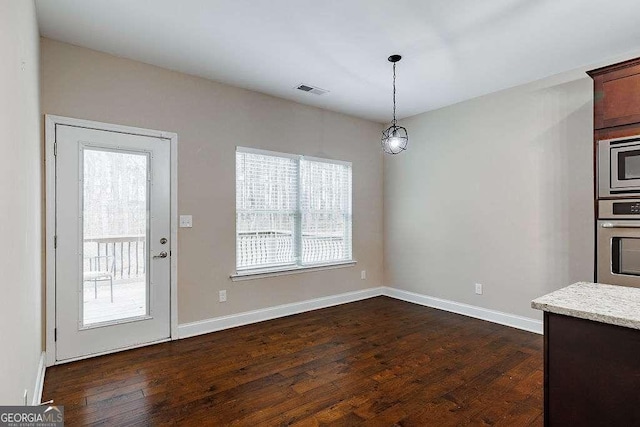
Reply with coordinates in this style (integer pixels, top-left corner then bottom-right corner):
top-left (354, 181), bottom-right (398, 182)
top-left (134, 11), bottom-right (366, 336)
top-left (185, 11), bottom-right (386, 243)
top-left (45, 115), bottom-right (178, 367)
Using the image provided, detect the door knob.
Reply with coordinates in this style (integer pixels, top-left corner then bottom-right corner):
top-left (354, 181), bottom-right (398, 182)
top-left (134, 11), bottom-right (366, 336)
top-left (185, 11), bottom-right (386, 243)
top-left (153, 251), bottom-right (168, 259)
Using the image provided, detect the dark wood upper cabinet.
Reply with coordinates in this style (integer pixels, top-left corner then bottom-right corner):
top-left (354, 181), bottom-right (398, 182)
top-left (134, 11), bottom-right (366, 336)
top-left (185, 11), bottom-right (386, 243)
top-left (588, 57), bottom-right (640, 129)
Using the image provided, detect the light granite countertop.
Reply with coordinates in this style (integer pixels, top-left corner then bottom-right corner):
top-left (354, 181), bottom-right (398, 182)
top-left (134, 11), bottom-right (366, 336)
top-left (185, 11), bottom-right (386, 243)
top-left (531, 282), bottom-right (640, 330)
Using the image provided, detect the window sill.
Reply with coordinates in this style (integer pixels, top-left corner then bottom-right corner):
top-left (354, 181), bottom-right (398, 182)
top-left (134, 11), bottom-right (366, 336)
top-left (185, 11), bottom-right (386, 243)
top-left (230, 260), bottom-right (357, 282)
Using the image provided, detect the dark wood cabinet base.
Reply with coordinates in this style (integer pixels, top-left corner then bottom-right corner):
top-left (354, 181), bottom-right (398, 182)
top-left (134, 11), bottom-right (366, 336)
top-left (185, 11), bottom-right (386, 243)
top-left (544, 312), bottom-right (640, 426)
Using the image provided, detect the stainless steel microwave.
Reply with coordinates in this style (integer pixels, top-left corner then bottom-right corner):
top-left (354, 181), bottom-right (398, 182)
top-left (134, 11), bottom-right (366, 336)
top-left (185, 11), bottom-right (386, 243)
top-left (598, 135), bottom-right (640, 198)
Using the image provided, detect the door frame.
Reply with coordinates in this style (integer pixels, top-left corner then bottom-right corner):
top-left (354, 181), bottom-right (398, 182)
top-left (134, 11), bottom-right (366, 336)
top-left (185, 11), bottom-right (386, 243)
top-left (45, 115), bottom-right (178, 366)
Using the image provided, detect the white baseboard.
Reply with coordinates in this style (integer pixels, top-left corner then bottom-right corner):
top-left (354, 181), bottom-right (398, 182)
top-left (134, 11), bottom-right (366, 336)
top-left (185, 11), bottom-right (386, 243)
top-left (32, 351), bottom-right (46, 405)
top-left (382, 287), bottom-right (543, 334)
top-left (177, 285), bottom-right (542, 340)
top-left (178, 287), bottom-right (385, 339)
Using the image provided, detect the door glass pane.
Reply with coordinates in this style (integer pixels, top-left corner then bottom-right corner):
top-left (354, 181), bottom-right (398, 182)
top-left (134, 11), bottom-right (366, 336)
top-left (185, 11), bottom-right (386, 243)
top-left (618, 150), bottom-right (640, 180)
top-left (82, 148), bottom-right (149, 327)
top-left (612, 237), bottom-right (640, 276)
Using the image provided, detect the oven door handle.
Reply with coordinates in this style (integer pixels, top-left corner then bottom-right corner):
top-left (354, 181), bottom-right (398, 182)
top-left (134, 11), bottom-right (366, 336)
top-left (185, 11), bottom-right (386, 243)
top-left (601, 222), bottom-right (640, 229)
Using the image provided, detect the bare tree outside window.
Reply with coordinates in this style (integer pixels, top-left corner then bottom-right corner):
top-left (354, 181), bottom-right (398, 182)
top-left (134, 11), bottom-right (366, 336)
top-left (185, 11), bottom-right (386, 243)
top-left (83, 150), bottom-right (147, 238)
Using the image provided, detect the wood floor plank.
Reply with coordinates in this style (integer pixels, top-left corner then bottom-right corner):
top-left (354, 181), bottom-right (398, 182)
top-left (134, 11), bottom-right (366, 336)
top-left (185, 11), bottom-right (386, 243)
top-left (43, 296), bottom-right (543, 426)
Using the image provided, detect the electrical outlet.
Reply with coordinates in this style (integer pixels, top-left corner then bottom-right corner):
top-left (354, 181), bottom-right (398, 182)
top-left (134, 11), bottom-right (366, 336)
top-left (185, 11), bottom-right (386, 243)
top-left (475, 283), bottom-right (483, 295)
top-left (219, 290), bottom-right (227, 302)
top-left (23, 389), bottom-right (28, 405)
top-left (361, 270), bottom-right (366, 280)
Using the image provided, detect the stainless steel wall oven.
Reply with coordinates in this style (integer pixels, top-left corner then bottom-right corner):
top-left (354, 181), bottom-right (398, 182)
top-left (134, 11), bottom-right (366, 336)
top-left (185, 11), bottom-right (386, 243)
top-left (597, 199), bottom-right (640, 288)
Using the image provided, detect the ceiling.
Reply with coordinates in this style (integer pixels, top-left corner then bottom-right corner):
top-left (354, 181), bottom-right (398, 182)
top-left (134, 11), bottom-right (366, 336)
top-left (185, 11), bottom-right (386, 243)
top-left (36, 0), bottom-right (640, 123)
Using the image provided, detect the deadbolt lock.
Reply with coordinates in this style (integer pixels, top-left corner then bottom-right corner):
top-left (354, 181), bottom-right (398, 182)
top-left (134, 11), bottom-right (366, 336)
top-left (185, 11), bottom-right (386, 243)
top-left (160, 238), bottom-right (167, 245)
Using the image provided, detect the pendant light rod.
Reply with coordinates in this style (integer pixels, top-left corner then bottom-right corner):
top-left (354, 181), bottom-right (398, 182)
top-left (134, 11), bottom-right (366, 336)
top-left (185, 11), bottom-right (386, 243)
top-left (392, 61), bottom-right (397, 126)
top-left (388, 55), bottom-right (401, 126)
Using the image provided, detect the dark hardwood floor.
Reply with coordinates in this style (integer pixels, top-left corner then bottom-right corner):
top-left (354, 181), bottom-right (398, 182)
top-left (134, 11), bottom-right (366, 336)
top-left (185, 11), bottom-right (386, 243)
top-left (43, 297), bottom-right (543, 426)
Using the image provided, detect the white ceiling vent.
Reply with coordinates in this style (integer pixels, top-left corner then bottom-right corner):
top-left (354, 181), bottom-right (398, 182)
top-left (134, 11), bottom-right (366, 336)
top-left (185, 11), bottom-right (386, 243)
top-left (295, 84), bottom-right (329, 96)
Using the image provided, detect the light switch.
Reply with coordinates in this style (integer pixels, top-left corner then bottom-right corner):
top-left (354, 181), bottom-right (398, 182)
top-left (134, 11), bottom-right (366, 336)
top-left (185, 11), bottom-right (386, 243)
top-left (179, 215), bottom-right (193, 228)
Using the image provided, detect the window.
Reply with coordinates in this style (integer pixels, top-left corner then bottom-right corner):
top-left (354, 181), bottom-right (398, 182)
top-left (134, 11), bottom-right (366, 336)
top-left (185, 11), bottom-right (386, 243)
top-left (235, 147), bottom-right (352, 274)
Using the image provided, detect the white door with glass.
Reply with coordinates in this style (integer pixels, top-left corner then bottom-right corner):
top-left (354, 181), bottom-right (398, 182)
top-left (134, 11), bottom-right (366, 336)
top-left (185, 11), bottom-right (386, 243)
top-left (55, 124), bottom-right (171, 361)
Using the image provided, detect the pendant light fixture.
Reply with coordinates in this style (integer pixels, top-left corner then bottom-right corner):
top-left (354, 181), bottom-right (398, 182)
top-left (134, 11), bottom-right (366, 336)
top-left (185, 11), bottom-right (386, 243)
top-left (381, 54), bottom-right (408, 155)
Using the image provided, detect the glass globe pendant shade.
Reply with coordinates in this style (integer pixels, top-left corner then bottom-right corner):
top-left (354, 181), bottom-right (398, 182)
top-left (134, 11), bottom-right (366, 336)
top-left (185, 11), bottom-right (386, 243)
top-left (381, 125), bottom-right (408, 155)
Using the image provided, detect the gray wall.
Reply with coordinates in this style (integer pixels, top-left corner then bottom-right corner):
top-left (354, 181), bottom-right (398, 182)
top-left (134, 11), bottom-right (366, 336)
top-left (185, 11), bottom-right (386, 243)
top-left (0, 0), bottom-right (42, 404)
top-left (384, 72), bottom-right (595, 319)
top-left (41, 38), bottom-right (384, 325)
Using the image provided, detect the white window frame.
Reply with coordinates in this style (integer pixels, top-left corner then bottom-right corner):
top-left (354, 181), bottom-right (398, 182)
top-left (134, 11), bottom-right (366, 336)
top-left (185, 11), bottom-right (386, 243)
top-left (231, 147), bottom-right (356, 281)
